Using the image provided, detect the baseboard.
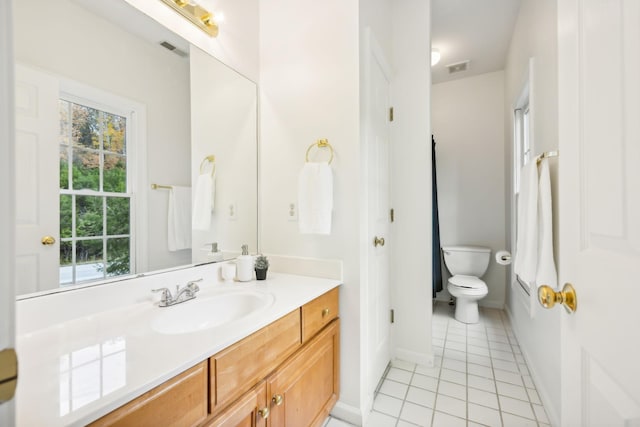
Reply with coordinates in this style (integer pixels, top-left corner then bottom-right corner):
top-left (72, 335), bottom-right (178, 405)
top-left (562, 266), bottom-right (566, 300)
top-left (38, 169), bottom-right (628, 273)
top-left (331, 400), bottom-right (362, 426)
top-left (504, 309), bottom-right (560, 427)
top-left (395, 348), bottom-right (434, 367)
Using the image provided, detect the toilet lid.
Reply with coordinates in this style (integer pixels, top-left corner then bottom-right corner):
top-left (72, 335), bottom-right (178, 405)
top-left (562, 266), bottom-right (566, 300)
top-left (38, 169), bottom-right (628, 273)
top-left (449, 275), bottom-right (487, 290)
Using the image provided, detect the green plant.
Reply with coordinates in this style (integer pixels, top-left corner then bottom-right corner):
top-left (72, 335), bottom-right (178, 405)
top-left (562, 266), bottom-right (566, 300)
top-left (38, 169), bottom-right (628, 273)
top-left (254, 254), bottom-right (269, 270)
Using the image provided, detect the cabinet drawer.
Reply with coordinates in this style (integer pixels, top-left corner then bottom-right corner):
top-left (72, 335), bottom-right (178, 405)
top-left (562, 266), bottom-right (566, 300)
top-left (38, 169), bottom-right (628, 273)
top-left (211, 309), bottom-right (301, 414)
top-left (89, 361), bottom-right (208, 427)
top-left (301, 288), bottom-right (339, 342)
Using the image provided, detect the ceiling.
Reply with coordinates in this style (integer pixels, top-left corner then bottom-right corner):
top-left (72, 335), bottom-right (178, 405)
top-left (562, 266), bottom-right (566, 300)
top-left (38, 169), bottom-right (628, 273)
top-left (431, 0), bottom-right (523, 84)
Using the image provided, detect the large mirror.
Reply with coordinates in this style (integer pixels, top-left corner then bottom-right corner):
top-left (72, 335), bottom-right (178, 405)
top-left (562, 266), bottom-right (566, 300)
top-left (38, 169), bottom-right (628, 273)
top-left (14, 0), bottom-right (257, 297)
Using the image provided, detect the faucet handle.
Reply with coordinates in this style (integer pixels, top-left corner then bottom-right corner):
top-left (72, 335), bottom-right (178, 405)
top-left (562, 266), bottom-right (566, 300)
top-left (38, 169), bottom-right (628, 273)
top-left (187, 278), bottom-right (202, 293)
top-left (152, 287), bottom-right (172, 305)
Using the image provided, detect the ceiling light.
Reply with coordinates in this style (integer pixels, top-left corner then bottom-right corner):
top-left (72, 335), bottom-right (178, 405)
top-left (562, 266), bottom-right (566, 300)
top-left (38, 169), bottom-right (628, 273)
top-left (431, 48), bottom-right (441, 66)
top-left (161, 0), bottom-right (219, 37)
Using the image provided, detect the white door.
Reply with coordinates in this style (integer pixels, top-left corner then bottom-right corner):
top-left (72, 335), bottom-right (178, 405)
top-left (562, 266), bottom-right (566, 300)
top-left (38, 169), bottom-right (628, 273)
top-left (14, 64), bottom-right (59, 295)
top-left (558, 0), bottom-right (640, 425)
top-left (0, 1), bottom-right (17, 423)
top-left (365, 30), bottom-right (392, 405)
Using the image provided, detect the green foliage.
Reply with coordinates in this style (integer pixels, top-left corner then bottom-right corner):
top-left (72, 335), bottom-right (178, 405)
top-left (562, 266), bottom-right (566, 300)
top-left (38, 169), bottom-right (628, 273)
top-left (255, 254), bottom-right (269, 270)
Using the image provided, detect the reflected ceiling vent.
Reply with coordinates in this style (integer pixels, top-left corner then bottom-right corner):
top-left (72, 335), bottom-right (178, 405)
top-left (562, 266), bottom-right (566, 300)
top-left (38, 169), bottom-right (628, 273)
top-left (447, 60), bottom-right (470, 74)
top-left (160, 41), bottom-right (188, 57)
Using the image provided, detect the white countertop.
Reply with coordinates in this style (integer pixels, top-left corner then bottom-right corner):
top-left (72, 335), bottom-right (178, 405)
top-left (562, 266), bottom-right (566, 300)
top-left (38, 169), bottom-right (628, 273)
top-left (15, 272), bottom-right (340, 427)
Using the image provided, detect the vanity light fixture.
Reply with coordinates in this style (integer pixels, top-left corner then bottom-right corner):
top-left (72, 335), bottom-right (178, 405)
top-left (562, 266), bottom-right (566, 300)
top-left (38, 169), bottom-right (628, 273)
top-left (160, 0), bottom-right (219, 37)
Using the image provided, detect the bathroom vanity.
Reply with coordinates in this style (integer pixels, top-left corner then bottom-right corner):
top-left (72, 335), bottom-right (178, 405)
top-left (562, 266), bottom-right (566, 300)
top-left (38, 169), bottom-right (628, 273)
top-left (15, 265), bottom-right (340, 427)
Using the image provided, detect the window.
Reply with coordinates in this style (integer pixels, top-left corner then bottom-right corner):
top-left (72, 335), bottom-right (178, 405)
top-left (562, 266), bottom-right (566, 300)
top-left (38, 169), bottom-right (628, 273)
top-left (59, 99), bottom-right (133, 285)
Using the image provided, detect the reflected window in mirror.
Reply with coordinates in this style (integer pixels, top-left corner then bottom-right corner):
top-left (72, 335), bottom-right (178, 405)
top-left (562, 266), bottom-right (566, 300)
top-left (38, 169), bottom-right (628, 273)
top-left (58, 92), bottom-right (137, 286)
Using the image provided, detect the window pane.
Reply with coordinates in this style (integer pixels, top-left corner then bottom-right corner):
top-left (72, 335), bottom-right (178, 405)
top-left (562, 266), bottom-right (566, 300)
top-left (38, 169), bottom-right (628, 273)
top-left (106, 238), bottom-right (130, 277)
top-left (60, 241), bottom-right (73, 285)
top-left (72, 148), bottom-right (100, 191)
top-left (103, 154), bottom-right (126, 193)
top-left (103, 113), bottom-right (126, 154)
top-left (71, 103), bottom-right (100, 149)
top-left (76, 196), bottom-right (103, 237)
top-left (107, 198), bottom-right (130, 235)
top-left (60, 100), bottom-right (70, 146)
top-left (60, 195), bottom-right (72, 238)
top-left (60, 146), bottom-right (69, 190)
top-left (75, 240), bottom-right (105, 282)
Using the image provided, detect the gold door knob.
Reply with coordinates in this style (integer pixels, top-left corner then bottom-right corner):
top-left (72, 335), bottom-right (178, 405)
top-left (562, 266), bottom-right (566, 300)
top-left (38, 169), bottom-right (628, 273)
top-left (41, 236), bottom-right (56, 246)
top-left (0, 348), bottom-right (18, 403)
top-left (322, 308), bottom-right (330, 317)
top-left (538, 283), bottom-right (577, 314)
top-left (258, 407), bottom-right (270, 419)
top-left (272, 394), bottom-right (284, 406)
top-left (373, 236), bottom-right (385, 247)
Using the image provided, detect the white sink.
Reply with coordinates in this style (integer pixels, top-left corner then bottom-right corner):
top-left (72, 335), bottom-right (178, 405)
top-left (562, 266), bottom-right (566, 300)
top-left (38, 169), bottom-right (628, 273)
top-left (150, 290), bottom-right (274, 334)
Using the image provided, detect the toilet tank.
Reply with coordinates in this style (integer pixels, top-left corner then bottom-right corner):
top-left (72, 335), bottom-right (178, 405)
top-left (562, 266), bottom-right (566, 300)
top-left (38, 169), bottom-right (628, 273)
top-left (442, 245), bottom-right (491, 277)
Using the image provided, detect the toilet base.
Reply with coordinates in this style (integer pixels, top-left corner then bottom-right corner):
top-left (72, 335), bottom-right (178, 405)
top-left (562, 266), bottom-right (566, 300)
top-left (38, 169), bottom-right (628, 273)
top-left (453, 297), bottom-right (480, 324)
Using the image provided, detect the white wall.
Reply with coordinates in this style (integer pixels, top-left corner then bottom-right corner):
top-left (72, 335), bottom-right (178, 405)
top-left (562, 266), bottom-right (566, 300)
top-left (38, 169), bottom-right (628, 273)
top-left (14, 0), bottom-right (192, 275)
top-left (390, 0), bottom-right (433, 365)
top-left (258, 0), bottom-right (362, 420)
top-left (504, 0), bottom-right (560, 425)
top-left (431, 71), bottom-right (507, 309)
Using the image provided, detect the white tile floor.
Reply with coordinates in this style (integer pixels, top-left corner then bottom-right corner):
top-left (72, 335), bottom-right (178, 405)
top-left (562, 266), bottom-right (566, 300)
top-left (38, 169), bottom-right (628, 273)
top-left (324, 302), bottom-right (550, 427)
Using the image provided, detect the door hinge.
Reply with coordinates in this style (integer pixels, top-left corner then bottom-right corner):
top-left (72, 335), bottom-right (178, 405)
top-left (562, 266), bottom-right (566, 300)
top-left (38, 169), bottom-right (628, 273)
top-left (390, 208), bottom-right (395, 223)
top-left (389, 107), bottom-right (394, 122)
top-left (390, 309), bottom-right (395, 324)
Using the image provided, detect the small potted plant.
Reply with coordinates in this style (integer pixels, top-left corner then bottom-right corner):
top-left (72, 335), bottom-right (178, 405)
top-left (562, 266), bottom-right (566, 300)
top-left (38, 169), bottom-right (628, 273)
top-left (254, 254), bottom-right (269, 280)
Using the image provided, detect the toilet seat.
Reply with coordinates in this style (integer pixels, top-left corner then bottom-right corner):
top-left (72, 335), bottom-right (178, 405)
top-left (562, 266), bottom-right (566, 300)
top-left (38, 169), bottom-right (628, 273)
top-left (448, 275), bottom-right (488, 295)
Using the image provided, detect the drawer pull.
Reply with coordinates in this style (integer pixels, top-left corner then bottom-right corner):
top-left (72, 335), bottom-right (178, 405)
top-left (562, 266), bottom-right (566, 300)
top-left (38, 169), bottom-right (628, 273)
top-left (322, 308), bottom-right (330, 317)
top-left (272, 394), bottom-right (284, 406)
top-left (258, 407), bottom-right (270, 419)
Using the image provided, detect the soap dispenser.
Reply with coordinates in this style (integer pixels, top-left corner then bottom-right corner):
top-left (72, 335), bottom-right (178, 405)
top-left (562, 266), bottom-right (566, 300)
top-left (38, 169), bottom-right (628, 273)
top-left (206, 242), bottom-right (224, 262)
top-left (235, 244), bottom-right (254, 282)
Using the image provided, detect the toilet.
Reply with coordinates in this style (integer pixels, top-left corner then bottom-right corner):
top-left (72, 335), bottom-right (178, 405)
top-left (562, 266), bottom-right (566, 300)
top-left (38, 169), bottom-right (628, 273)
top-left (442, 245), bottom-right (491, 324)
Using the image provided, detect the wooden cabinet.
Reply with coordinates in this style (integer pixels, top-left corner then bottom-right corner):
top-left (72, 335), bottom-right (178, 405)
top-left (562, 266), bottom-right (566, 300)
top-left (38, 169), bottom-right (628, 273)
top-left (267, 319), bottom-right (340, 427)
top-left (89, 361), bottom-right (208, 427)
top-left (301, 287), bottom-right (339, 342)
top-left (204, 382), bottom-right (269, 427)
top-left (211, 309), bottom-right (301, 416)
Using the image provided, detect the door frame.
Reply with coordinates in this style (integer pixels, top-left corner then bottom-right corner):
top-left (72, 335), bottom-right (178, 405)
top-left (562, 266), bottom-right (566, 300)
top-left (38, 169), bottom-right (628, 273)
top-left (0, 0), bottom-right (16, 423)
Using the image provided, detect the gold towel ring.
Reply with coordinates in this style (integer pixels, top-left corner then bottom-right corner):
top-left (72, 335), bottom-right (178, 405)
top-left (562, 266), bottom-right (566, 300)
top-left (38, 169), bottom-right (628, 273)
top-left (200, 155), bottom-right (216, 176)
top-left (305, 139), bottom-right (334, 164)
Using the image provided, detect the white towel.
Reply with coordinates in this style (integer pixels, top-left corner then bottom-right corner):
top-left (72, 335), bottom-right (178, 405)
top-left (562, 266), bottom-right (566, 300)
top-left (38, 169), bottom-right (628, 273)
top-left (535, 158), bottom-right (558, 289)
top-left (298, 162), bottom-right (333, 234)
top-left (192, 172), bottom-right (215, 231)
top-left (168, 186), bottom-right (192, 251)
top-left (514, 161), bottom-right (538, 284)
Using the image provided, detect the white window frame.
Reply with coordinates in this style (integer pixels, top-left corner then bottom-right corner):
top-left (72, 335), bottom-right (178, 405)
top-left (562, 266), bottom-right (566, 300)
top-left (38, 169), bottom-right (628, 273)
top-left (59, 79), bottom-right (148, 283)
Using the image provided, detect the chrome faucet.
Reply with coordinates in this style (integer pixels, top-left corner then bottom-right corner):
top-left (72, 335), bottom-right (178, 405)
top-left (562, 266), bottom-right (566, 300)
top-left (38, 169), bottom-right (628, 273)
top-left (152, 278), bottom-right (202, 307)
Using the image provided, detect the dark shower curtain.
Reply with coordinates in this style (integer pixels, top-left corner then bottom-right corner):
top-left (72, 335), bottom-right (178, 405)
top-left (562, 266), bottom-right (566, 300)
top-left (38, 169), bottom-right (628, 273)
top-left (432, 136), bottom-right (443, 298)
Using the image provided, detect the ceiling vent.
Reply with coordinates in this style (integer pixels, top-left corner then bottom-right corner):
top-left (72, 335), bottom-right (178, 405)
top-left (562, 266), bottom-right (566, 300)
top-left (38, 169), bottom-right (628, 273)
top-left (160, 41), bottom-right (188, 58)
top-left (447, 60), bottom-right (470, 74)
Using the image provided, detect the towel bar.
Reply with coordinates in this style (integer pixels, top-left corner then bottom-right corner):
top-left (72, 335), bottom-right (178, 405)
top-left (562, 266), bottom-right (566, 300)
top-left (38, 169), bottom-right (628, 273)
top-left (199, 155), bottom-right (216, 176)
top-left (535, 150), bottom-right (558, 165)
top-left (151, 183), bottom-right (172, 190)
top-left (305, 139), bottom-right (334, 164)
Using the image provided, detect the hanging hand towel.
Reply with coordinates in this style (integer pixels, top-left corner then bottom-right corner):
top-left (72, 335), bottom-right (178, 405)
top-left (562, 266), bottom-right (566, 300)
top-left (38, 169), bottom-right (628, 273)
top-left (298, 162), bottom-right (333, 234)
top-left (535, 158), bottom-right (558, 289)
top-left (513, 161), bottom-right (539, 284)
top-left (192, 172), bottom-right (215, 231)
top-left (168, 186), bottom-right (192, 251)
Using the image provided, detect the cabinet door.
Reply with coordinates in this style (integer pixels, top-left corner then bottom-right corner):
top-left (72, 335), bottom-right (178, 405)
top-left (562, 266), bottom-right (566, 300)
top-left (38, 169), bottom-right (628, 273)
top-left (204, 381), bottom-right (269, 427)
top-left (89, 361), bottom-right (208, 427)
top-left (267, 319), bottom-right (340, 427)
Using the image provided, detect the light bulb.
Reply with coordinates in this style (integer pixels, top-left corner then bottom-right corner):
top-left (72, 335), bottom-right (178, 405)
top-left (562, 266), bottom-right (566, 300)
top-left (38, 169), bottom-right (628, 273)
top-left (431, 48), bottom-right (441, 66)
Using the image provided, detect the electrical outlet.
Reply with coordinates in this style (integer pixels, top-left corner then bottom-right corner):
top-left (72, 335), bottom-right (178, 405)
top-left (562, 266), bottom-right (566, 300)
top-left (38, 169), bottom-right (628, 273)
top-left (228, 202), bottom-right (237, 220)
top-left (288, 202), bottom-right (298, 221)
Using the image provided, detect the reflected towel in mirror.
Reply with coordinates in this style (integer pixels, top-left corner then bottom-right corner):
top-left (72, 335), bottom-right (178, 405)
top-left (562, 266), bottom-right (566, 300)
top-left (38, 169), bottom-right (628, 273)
top-left (514, 161), bottom-right (538, 284)
top-left (192, 172), bottom-right (216, 230)
top-left (168, 186), bottom-right (192, 251)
